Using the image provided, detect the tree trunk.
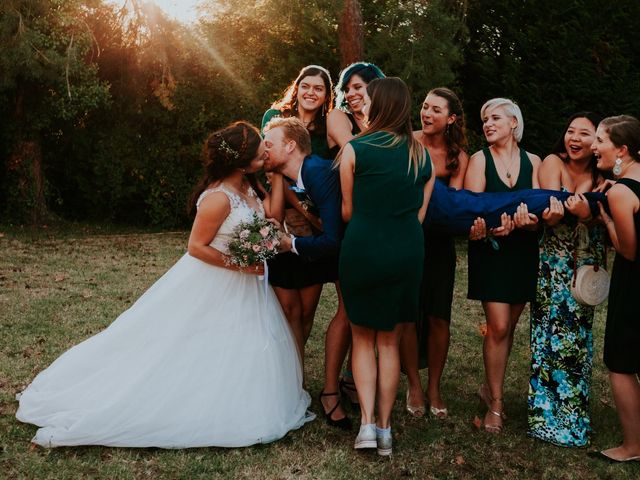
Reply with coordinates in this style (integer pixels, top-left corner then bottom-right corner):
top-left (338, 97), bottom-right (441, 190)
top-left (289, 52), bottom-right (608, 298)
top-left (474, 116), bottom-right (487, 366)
top-left (6, 140), bottom-right (48, 224)
top-left (4, 86), bottom-right (49, 224)
top-left (338, 0), bottom-right (364, 68)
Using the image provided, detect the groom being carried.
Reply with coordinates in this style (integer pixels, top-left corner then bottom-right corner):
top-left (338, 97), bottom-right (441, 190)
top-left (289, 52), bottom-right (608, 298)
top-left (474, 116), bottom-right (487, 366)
top-left (263, 116), bottom-right (353, 431)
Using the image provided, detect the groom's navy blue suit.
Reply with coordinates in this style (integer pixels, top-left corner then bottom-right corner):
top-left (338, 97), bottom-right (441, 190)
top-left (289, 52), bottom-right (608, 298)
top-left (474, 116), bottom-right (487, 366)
top-left (292, 154), bottom-right (343, 262)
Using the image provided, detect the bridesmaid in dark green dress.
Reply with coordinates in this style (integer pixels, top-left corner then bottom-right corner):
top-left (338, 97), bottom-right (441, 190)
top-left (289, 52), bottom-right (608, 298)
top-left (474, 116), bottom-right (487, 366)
top-left (591, 115), bottom-right (640, 462)
top-left (464, 98), bottom-right (541, 434)
top-left (339, 77), bottom-right (434, 456)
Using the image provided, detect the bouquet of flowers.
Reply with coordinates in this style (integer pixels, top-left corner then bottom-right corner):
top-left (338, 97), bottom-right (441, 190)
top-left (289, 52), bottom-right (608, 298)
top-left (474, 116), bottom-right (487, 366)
top-left (226, 213), bottom-right (280, 268)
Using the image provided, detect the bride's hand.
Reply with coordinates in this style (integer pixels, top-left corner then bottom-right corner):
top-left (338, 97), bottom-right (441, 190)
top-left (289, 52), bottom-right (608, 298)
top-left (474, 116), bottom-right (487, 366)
top-left (266, 217), bottom-right (282, 230)
top-left (240, 263), bottom-right (265, 275)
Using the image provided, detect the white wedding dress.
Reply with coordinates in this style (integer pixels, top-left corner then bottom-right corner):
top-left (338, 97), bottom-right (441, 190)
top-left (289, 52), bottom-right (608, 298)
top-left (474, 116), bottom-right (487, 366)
top-left (16, 186), bottom-right (313, 448)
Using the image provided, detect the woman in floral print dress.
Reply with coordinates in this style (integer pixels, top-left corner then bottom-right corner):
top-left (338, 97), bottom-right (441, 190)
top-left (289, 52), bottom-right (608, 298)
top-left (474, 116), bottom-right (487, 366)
top-left (528, 112), bottom-right (605, 446)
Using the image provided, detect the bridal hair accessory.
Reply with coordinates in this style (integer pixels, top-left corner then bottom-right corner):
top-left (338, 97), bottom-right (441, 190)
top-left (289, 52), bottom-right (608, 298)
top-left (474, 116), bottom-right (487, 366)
top-left (218, 138), bottom-right (239, 159)
top-left (613, 156), bottom-right (623, 176)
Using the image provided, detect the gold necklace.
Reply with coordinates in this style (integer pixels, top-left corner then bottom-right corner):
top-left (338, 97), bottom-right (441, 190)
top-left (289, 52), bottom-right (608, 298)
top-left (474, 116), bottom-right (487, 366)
top-left (493, 148), bottom-right (518, 179)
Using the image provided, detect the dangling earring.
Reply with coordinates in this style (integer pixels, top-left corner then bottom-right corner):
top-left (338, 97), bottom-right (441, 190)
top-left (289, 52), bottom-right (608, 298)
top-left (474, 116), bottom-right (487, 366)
top-left (321, 103), bottom-right (326, 117)
top-left (445, 124), bottom-right (450, 136)
top-left (613, 157), bottom-right (623, 176)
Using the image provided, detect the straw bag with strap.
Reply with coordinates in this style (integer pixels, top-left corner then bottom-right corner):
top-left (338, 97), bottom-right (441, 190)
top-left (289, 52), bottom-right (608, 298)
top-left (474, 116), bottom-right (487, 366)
top-left (570, 223), bottom-right (610, 306)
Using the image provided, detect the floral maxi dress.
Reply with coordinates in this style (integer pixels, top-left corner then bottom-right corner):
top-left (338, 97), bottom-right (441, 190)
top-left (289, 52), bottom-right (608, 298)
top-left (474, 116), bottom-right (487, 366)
top-left (528, 219), bottom-right (605, 447)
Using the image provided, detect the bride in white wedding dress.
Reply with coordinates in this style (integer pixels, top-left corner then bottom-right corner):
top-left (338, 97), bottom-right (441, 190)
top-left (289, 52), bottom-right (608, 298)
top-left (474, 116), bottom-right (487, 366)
top-left (16, 122), bottom-right (313, 448)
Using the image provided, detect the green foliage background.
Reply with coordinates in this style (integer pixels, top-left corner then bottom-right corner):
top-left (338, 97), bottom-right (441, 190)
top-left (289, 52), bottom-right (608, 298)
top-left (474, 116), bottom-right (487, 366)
top-left (1, 0), bottom-right (639, 227)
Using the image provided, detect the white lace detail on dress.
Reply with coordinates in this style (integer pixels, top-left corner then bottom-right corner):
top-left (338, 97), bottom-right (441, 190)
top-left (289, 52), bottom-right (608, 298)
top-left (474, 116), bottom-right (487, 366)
top-left (196, 186), bottom-right (265, 255)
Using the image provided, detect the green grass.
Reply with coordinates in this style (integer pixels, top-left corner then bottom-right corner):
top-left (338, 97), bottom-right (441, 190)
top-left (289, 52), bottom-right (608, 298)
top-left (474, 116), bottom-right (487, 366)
top-left (1, 225), bottom-right (638, 479)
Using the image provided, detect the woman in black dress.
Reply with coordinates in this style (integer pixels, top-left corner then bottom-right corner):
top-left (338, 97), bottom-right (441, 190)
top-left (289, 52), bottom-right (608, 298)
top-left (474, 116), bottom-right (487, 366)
top-left (590, 115), bottom-right (640, 462)
top-left (403, 87), bottom-right (469, 418)
top-left (464, 98), bottom-right (541, 433)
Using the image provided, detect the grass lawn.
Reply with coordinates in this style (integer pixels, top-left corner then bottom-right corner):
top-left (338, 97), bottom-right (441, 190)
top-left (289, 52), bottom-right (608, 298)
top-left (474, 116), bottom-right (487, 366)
top-left (1, 224), bottom-right (638, 479)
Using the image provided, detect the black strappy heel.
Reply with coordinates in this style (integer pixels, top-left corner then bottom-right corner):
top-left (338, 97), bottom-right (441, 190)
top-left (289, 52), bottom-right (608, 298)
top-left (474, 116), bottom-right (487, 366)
top-left (318, 391), bottom-right (352, 430)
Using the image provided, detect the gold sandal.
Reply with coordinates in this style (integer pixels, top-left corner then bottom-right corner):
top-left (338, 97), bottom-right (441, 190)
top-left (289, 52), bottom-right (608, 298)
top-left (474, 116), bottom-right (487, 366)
top-left (405, 390), bottom-right (426, 418)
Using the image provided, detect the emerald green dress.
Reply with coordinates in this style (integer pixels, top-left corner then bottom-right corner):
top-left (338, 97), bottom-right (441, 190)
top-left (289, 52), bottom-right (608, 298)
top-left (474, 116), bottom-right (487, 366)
top-left (339, 132), bottom-right (432, 331)
top-left (467, 147), bottom-right (539, 303)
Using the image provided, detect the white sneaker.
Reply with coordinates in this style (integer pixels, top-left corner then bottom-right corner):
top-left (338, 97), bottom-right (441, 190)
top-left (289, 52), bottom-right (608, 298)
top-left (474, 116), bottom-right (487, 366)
top-left (376, 429), bottom-right (392, 456)
top-left (354, 423), bottom-right (377, 449)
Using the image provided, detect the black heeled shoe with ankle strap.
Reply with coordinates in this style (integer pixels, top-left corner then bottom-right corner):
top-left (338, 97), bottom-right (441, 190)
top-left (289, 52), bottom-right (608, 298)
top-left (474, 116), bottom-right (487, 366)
top-left (318, 391), bottom-right (352, 430)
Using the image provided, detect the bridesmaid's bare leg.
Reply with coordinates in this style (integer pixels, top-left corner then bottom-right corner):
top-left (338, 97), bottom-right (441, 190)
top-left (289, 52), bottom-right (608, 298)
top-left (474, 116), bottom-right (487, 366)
top-left (273, 287), bottom-right (304, 364)
top-left (481, 301), bottom-right (525, 431)
top-left (299, 284), bottom-right (323, 344)
top-left (320, 282), bottom-right (350, 422)
top-left (351, 323), bottom-right (377, 425)
top-left (376, 325), bottom-right (402, 428)
top-left (399, 323), bottom-right (425, 413)
top-left (426, 315), bottom-right (450, 411)
top-left (603, 372), bottom-right (640, 460)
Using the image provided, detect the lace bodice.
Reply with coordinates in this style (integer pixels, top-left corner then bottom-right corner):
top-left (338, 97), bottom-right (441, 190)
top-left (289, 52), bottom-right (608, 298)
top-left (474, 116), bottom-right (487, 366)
top-left (196, 185), bottom-right (265, 255)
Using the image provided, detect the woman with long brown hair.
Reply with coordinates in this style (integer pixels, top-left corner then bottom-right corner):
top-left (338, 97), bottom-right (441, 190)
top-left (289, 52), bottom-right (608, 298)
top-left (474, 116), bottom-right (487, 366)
top-left (402, 87), bottom-right (469, 419)
top-left (589, 115), bottom-right (640, 462)
top-left (339, 77), bottom-right (435, 456)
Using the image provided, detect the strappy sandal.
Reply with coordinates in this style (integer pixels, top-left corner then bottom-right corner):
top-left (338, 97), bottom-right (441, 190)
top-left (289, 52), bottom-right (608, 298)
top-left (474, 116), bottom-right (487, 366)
top-left (484, 409), bottom-right (503, 433)
top-left (483, 398), bottom-right (504, 434)
top-left (339, 378), bottom-right (359, 408)
top-left (405, 390), bottom-right (426, 418)
top-left (319, 391), bottom-right (352, 430)
top-left (477, 384), bottom-right (507, 420)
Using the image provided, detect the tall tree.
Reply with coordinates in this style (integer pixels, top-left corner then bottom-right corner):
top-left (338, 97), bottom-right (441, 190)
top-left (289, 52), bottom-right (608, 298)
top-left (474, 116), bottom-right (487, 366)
top-left (0, 0), bottom-right (110, 222)
top-left (338, 0), bottom-right (363, 67)
top-left (361, 0), bottom-right (466, 116)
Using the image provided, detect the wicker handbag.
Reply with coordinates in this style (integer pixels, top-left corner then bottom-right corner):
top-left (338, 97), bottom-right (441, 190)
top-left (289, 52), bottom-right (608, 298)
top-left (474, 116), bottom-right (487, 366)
top-left (570, 224), bottom-right (610, 306)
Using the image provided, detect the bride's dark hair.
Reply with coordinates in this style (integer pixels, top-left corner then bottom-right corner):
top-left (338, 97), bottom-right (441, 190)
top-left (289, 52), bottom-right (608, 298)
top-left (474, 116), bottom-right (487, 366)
top-left (188, 121), bottom-right (262, 217)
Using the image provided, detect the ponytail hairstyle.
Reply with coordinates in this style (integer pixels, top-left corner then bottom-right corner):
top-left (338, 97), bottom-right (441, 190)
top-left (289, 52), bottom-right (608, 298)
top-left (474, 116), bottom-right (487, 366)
top-left (188, 121), bottom-right (262, 217)
top-left (599, 115), bottom-right (640, 163)
top-left (549, 111), bottom-right (603, 189)
top-left (271, 65), bottom-right (333, 135)
top-left (427, 87), bottom-right (467, 172)
top-left (364, 77), bottom-right (426, 178)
